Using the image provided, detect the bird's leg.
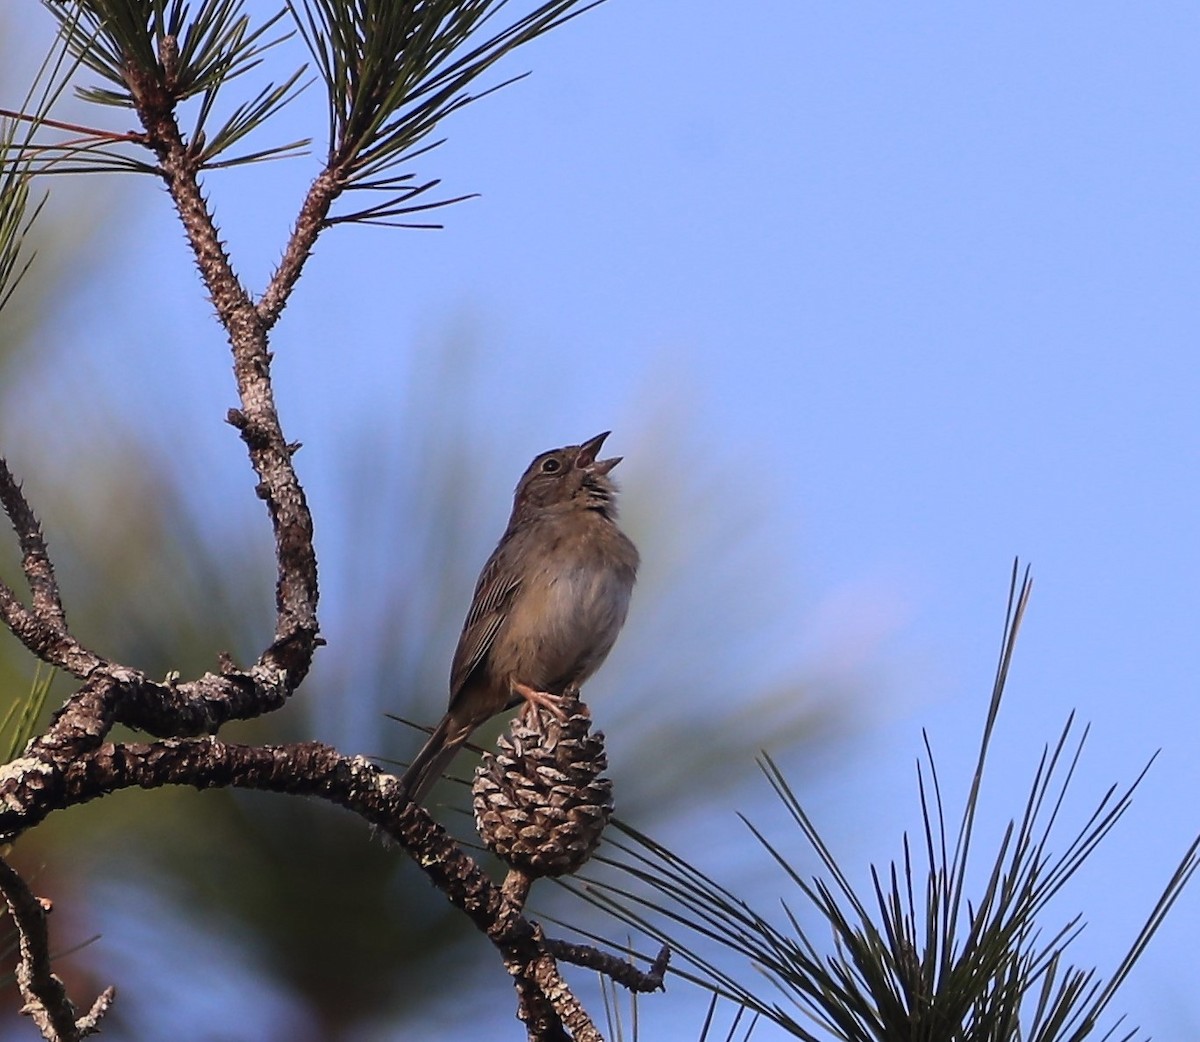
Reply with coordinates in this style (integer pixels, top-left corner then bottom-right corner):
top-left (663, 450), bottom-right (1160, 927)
top-left (513, 681), bottom-right (571, 722)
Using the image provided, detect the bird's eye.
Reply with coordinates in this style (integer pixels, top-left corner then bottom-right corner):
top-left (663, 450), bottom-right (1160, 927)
top-left (541, 458), bottom-right (561, 474)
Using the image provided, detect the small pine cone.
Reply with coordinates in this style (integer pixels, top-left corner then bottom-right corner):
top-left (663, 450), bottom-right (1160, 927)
top-left (473, 695), bottom-right (613, 878)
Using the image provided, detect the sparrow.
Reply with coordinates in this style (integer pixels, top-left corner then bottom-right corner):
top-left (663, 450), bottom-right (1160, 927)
top-left (398, 431), bottom-right (639, 805)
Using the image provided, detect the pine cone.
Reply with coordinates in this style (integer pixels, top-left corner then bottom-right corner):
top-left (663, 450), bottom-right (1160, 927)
top-left (473, 695), bottom-right (613, 878)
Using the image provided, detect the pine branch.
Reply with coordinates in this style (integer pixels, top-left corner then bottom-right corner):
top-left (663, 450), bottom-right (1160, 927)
top-left (0, 734), bottom-right (659, 1039)
top-left (43, 0), bottom-right (309, 169)
top-left (0, 855), bottom-right (114, 1041)
top-left (259, 0), bottom-right (605, 322)
top-left (569, 563), bottom-right (1200, 1042)
top-left (1, 4), bottom-right (631, 1036)
top-left (282, 0), bottom-right (603, 214)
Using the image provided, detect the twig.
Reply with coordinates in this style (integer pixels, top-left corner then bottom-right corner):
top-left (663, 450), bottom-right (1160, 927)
top-left (544, 937), bottom-right (670, 994)
top-left (523, 939), bottom-right (602, 1042)
top-left (256, 165), bottom-right (347, 329)
top-left (0, 463), bottom-right (291, 747)
top-left (30, 659), bottom-right (291, 755)
top-left (121, 60), bottom-right (320, 696)
top-left (0, 737), bottom-right (657, 1038)
top-left (0, 461), bottom-right (105, 679)
top-left (0, 855), bottom-right (114, 1041)
top-left (0, 58), bottom-right (324, 747)
top-left (0, 583), bottom-right (102, 680)
top-left (0, 107), bottom-right (143, 144)
top-left (509, 951), bottom-right (573, 1042)
top-left (503, 869), bottom-right (535, 912)
top-left (0, 460), bottom-right (65, 627)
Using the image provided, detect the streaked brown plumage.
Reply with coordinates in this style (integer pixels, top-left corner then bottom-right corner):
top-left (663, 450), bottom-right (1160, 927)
top-left (398, 431), bottom-right (639, 805)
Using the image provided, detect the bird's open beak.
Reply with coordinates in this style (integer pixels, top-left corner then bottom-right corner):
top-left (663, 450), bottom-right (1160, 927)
top-left (577, 431), bottom-right (621, 473)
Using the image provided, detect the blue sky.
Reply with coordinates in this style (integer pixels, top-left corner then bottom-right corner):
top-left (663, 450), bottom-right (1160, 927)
top-left (9, 1), bottom-right (1200, 1038)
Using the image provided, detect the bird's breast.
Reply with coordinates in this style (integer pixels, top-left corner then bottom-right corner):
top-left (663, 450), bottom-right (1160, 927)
top-left (494, 534), bottom-right (635, 692)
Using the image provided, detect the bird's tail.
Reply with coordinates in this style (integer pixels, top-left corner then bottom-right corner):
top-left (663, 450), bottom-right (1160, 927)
top-left (398, 713), bottom-right (471, 806)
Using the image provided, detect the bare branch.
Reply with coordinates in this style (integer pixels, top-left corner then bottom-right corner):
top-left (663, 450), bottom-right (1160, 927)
top-left (118, 61), bottom-right (320, 698)
top-left (0, 460), bottom-right (106, 679)
top-left (0, 459), bottom-right (65, 627)
top-left (526, 948), bottom-right (601, 1042)
top-left (0, 582), bottom-right (103, 679)
top-left (32, 663), bottom-right (301, 756)
top-left (543, 936), bottom-right (670, 994)
top-left (0, 855), bottom-right (114, 1041)
top-left (503, 869), bottom-right (535, 910)
top-left (0, 736), bottom-right (658, 1039)
top-left (0, 106), bottom-right (145, 147)
top-left (256, 165), bottom-right (344, 328)
top-left (510, 961), bottom-right (572, 1042)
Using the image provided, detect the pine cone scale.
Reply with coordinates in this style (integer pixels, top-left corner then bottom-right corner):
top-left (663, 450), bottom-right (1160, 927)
top-left (472, 694), bottom-right (613, 878)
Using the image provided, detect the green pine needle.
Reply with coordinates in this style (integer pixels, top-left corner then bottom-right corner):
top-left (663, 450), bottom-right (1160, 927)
top-left (0, 665), bottom-right (55, 765)
top-left (567, 561), bottom-right (1199, 1042)
top-left (285, 0), bottom-right (604, 223)
top-left (33, 0), bottom-right (311, 170)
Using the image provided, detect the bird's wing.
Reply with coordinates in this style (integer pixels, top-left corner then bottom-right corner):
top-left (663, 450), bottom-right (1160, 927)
top-left (448, 545), bottom-right (522, 702)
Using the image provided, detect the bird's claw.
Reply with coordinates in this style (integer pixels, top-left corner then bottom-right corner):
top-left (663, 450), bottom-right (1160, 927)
top-left (513, 682), bottom-right (571, 722)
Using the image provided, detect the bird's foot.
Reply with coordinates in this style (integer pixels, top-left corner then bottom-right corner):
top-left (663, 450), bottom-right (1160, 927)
top-left (513, 682), bottom-right (575, 723)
